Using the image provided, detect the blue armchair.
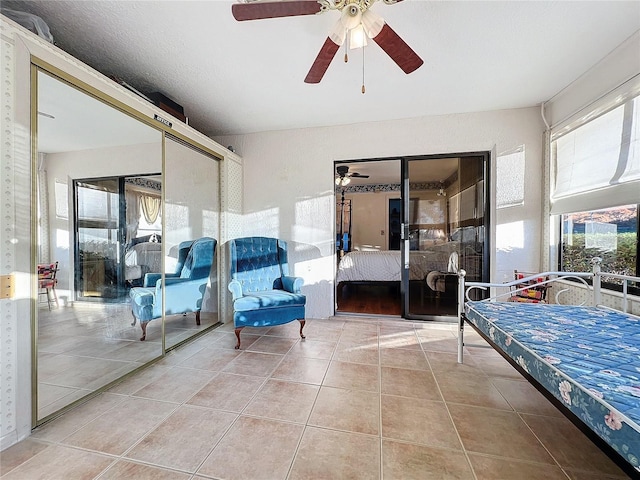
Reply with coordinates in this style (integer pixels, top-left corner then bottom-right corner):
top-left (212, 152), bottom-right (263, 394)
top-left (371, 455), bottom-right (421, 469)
top-left (130, 237), bottom-right (217, 340)
top-left (228, 237), bottom-right (306, 349)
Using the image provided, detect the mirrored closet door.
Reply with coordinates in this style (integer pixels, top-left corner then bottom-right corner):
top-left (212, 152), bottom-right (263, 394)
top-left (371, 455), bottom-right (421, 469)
top-left (34, 67), bottom-right (163, 423)
top-left (163, 136), bottom-right (221, 350)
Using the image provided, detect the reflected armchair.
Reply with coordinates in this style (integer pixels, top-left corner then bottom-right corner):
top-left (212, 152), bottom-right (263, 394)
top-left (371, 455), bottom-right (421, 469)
top-left (228, 237), bottom-right (306, 349)
top-left (130, 237), bottom-right (217, 340)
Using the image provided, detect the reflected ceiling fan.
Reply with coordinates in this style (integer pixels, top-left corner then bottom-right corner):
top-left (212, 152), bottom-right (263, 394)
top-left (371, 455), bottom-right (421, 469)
top-left (232, 0), bottom-right (423, 86)
top-left (335, 165), bottom-right (369, 186)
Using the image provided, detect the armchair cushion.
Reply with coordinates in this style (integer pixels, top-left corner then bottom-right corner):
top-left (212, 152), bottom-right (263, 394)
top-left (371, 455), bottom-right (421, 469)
top-left (130, 237), bottom-right (217, 340)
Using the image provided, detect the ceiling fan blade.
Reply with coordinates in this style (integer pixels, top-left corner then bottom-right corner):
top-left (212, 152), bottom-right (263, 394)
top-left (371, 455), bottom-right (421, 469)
top-left (371, 23), bottom-right (423, 74)
top-left (351, 173), bottom-right (370, 178)
top-left (304, 37), bottom-right (340, 84)
top-left (232, 0), bottom-right (322, 21)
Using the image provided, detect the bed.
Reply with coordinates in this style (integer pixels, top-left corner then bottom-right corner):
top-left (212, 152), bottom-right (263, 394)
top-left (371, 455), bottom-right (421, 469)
top-left (457, 264), bottom-right (640, 475)
top-left (336, 249), bottom-right (452, 284)
top-left (124, 240), bottom-right (162, 285)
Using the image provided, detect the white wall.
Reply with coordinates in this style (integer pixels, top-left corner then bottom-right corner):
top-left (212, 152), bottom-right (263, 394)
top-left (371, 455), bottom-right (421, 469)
top-left (215, 106), bottom-right (546, 319)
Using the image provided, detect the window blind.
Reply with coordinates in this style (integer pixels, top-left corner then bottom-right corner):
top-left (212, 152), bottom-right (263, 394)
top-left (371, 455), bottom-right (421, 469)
top-left (551, 95), bottom-right (640, 214)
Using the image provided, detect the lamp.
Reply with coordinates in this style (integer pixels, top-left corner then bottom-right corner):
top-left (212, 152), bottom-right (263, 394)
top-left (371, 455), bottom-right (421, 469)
top-left (336, 176), bottom-right (351, 186)
top-left (437, 182), bottom-right (446, 196)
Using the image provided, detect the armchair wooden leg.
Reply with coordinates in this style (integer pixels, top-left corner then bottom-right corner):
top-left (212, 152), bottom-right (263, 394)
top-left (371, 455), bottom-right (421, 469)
top-left (234, 327), bottom-right (244, 349)
top-left (195, 311), bottom-right (201, 326)
top-left (298, 319), bottom-right (306, 340)
top-left (131, 312), bottom-right (137, 327)
top-left (140, 321), bottom-right (147, 341)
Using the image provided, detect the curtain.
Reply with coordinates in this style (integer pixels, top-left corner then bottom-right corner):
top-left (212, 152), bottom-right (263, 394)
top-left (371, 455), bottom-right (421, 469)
top-left (141, 194), bottom-right (161, 224)
top-left (125, 187), bottom-right (140, 244)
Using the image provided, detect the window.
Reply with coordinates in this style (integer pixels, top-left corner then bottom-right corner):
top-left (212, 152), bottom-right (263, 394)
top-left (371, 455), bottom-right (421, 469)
top-left (553, 93), bottom-right (640, 292)
top-left (560, 205), bottom-right (639, 292)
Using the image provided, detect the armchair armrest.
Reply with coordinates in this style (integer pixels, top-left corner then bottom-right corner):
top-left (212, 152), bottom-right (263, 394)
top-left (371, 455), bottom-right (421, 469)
top-left (282, 275), bottom-right (304, 294)
top-left (144, 272), bottom-right (179, 288)
top-left (228, 279), bottom-right (244, 300)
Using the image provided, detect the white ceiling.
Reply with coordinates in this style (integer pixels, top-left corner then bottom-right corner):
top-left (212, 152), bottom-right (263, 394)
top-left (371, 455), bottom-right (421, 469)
top-left (3, 1), bottom-right (640, 139)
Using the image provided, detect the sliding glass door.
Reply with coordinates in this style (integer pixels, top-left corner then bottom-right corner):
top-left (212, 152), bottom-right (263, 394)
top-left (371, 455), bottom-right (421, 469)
top-left (402, 154), bottom-right (488, 319)
top-left (75, 178), bottom-right (123, 300)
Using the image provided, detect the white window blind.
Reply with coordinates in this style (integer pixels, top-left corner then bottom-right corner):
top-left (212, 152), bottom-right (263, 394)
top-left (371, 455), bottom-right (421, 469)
top-left (551, 96), bottom-right (640, 214)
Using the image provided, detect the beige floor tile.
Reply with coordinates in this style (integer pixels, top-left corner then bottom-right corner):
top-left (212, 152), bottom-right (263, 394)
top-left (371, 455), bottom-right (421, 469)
top-left (381, 395), bottom-right (462, 450)
top-left (125, 405), bottom-right (237, 472)
top-left (490, 377), bottom-right (563, 417)
top-left (0, 438), bottom-right (49, 476)
top-left (99, 460), bottom-right (191, 479)
top-left (476, 355), bottom-right (526, 380)
top-left (286, 338), bottom-right (337, 360)
top-left (381, 366), bottom-right (442, 400)
top-left (131, 366), bottom-right (214, 403)
top-left (379, 331), bottom-right (424, 351)
top-left (198, 416), bottom-right (303, 480)
top-left (323, 361), bottom-right (379, 392)
top-left (177, 345), bottom-right (241, 371)
top-left (288, 426), bottom-right (380, 480)
top-left (1, 444), bottom-right (113, 480)
top-left (382, 440), bottom-right (474, 479)
top-left (436, 370), bottom-right (512, 410)
top-left (62, 396), bottom-right (176, 455)
top-left (222, 351), bottom-right (284, 376)
top-left (246, 335), bottom-right (299, 354)
top-left (426, 350), bottom-right (485, 376)
top-left (419, 336), bottom-right (461, 354)
top-left (107, 363), bottom-right (174, 395)
top-left (309, 386), bottom-right (380, 435)
top-left (271, 355), bottom-right (330, 384)
top-left (521, 413), bottom-right (629, 476)
top-left (468, 454), bottom-right (571, 480)
top-left (448, 404), bottom-right (555, 464)
top-left (31, 392), bottom-right (126, 442)
top-left (187, 372), bottom-right (265, 412)
top-left (333, 339), bottom-right (380, 365)
top-left (301, 324), bottom-right (343, 343)
top-left (243, 379), bottom-right (319, 423)
top-left (380, 346), bottom-right (430, 370)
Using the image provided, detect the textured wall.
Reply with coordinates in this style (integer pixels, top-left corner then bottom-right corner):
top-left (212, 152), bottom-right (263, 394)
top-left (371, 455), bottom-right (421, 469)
top-left (216, 107), bottom-right (546, 319)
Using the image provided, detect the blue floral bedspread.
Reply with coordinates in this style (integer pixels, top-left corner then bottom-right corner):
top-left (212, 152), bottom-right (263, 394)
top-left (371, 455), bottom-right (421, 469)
top-left (465, 301), bottom-right (640, 471)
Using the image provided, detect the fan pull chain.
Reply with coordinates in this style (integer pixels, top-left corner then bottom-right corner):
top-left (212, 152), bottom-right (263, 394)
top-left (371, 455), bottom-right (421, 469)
top-left (344, 34), bottom-right (349, 63)
top-left (361, 45), bottom-right (366, 94)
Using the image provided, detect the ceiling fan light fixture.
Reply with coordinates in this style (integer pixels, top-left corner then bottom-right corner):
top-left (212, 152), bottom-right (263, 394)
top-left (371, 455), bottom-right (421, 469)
top-left (361, 9), bottom-right (384, 38)
top-left (349, 24), bottom-right (367, 49)
top-left (329, 18), bottom-right (347, 45)
top-left (336, 176), bottom-right (351, 186)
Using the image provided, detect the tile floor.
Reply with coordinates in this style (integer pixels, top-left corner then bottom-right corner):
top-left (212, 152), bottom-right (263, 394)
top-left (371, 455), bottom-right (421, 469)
top-left (2, 316), bottom-right (631, 479)
top-left (37, 302), bottom-right (217, 418)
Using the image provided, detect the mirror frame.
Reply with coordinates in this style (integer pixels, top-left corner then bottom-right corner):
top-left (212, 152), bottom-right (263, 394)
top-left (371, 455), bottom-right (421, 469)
top-left (31, 57), bottom-right (223, 427)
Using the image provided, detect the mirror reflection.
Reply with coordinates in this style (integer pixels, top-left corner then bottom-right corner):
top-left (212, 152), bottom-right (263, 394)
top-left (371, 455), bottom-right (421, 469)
top-left (162, 137), bottom-right (220, 350)
top-left (36, 69), bottom-right (163, 421)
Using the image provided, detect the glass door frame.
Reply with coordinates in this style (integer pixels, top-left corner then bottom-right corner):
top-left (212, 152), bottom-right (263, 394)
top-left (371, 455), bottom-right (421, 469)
top-left (401, 151), bottom-right (491, 320)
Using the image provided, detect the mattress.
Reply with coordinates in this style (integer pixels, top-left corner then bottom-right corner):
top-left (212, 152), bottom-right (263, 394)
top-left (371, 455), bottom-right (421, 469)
top-left (336, 250), bottom-right (449, 283)
top-left (465, 301), bottom-right (640, 470)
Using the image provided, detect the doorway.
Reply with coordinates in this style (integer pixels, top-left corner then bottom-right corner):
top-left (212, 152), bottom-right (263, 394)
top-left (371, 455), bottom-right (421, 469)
top-left (335, 153), bottom-right (489, 320)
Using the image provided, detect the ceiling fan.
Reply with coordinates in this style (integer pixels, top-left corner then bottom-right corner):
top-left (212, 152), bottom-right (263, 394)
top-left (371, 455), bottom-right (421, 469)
top-left (232, 0), bottom-right (423, 84)
top-left (335, 165), bottom-right (369, 185)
